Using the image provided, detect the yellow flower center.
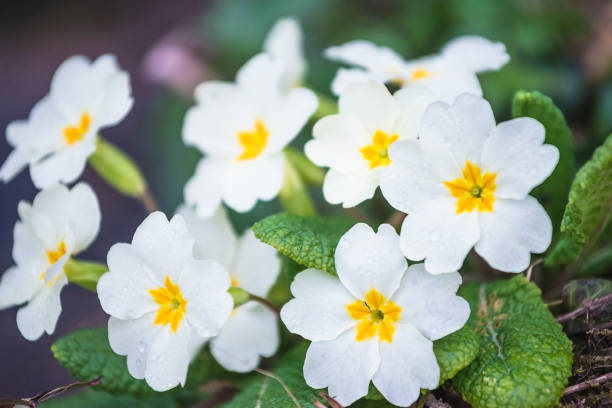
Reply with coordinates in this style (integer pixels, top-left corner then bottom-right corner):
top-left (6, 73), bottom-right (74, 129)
top-left (411, 68), bottom-right (429, 81)
top-left (63, 112), bottom-right (91, 145)
top-left (360, 130), bottom-right (399, 169)
top-left (237, 118), bottom-right (269, 161)
top-left (149, 276), bottom-right (188, 333)
top-left (40, 241), bottom-right (67, 286)
top-left (230, 276), bottom-right (239, 287)
top-left (346, 288), bottom-right (402, 343)
top-left (444, 161), bottom-right (497, 214)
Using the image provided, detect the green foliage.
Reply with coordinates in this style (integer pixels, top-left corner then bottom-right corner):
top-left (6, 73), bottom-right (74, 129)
top-left (40, 389), bottom-right (201, 408)
top-left (453, 275), bottom-right (573, 408)
top-left (284, 146), bottom-right (325, 186)
top-left (562, 279), bottom-right (612, 310)
top-left (511, 90), bottom-right (575, 233)
top-left (547, 135), bottom-right (612, 266)
top-left (279, 156), bottom-right (317, 216)
top-left (88, 137), bottom-right (147, 198)
top-left (52, 328), bottom-right (229, 396)
top-left (64, 259), bottom-right (107, 292)
top-left (252, 213), bottom-right (354, 275)
top-left (433, 321), bottom-right (479, 384)
top-left (578, 246), bottom-right (612, 278)
top-left (223, 343), bottom-right (318, 408)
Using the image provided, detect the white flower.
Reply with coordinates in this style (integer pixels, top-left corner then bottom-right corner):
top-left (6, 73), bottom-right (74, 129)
top-left (0, 54), bottom-right (133, 188)
top-left (325, 36), bottom-right (509, 103)
top-left (263, 16), bottom-right (307, 91)
top-left (179, 206), bottom-right (281, 372)
top-left (305, 80), bottom-right (433, 207)
top-left (281, 223), bottom-right (469, 407)
top-left (183, 53), bottom-right (318, 217)
top-left (97, 212), bottom-right (233, 391)
top-left (0, 183), bottom-right (101, 340)
top-left (380, 93), bottom-right (559, 274)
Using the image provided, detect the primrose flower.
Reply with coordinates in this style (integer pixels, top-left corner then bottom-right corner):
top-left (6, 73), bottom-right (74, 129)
top-left (97, 212), bottom-right (233, 391)
top-left (281, 223), bottom-right (469, 407)
top-left (0, 183), bottom-right (101, 340)
top-left (263, 16), bottom-right (306, 91)
top-left (0, 54), bottom-right (133, 188)
top-left (183, 53), bottom-right (318, 217)
top-left (325, 36), bottom-right (509, 103)
top-left (305, 80), bottom-right (433, 207)
top-left (179, 206), bottom-right (281, 372)
top-left (380, 94), bottom-right (558, 274)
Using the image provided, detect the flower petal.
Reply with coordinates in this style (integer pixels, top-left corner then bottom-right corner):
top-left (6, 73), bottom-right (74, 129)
top-left (281, 269), bottom-right (356, 342)
top-left (481, 118), bottom-right (559, 199)
top-left (304, 329), bottom-right (380, 407)
top-left (392, 85), bottom-right (434, 139)
top-left (68, 182), bottom-right (101, 253)
top-left (391, 264), bottom-right (469, 340)
top-left (30, 140), bottom-right (96, 188)
top-left (400, 198), bottom-right (479, 274)
top-left (178, 206), bottom-right (236, 269)
top-left (211, 302), bottom-right (279, 373)
top-left (263, 17), bottom-right (306, 90)
top-left (325, 40), bottom-right (406, 75)
top-left (132, 212), bottom-right (195, 282)
top-left (98, 243), bottom-right (158, 320)
top-left (145, 325), bottom-right (191, 391)
top-left (372, 323), bottom-right (439, 407)
top-left (16, 275), bottom-right (67, 341)
top-left (236, 53), bottom-right (284, 111)
top-left (329, 67), bottom-right (378, 96)
top-left (419, 93), bottom-right (495, 166)
top-left (266, 87), bottom-right (317, 152)
top-left (475, 196), bottom-right (552, 272)
top-left (0, 266), bottom-right (41, 309)
top-left (440, 36), bottom-right (509, 73)
top-left (335, 223), bottom-right (406, 299)
top-left (183, 82), bottom-right (253, 156)
top-left (29, 184), bottom-right (71, 248)
top-left (108, 314), bottom-right (160, 380)
top-left (184, 158), bottom-right (225, 218)
top-left (232, 230), bottom-right (280, 297)
top-left (306, 114), bottom-right (370, 173)
top-left (322, 168), bottom-right (379, 208)
top-left (338, 80), bottom-right (400, 136)
top-left (180, 259), bottom-right (233, 338)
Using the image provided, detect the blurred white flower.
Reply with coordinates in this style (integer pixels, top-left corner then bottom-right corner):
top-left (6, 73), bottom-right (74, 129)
top-left (97, 212), bottom-right (233, 391)
top-left (264, 16), bottom-right (307, 91)
top-left (281, 223), bottom-right (469, 407)
top-left (182, 53), bottom-right (318, 217)
top-left (305, 80), bottom-right (433, 207)
top-left (179, 206), bottom-right (280, 373)
top-left (380, 93), bottom-right (559, 274)
top-left (326, 36), bottom-right (509, 103)
top-left (0, 183), bottom-right (100, 340)
top-left (0, 54), bottom-right (133, 188)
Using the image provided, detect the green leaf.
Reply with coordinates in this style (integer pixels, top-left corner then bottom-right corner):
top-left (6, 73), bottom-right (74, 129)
top-left (578, 246), bottom-right (612, 278)
top-left (40, 389), bottom-right (201, 408)
top-left (223, 343), bottom-right (318, 408)
top-left (546, 135), bottom-right (612, 266)
top-left (511, 90), bottom-right (575, 233)
top-left (433, 321), bottom-right (479, 384)
top-left (89, 137), bottom-right (147, 198)
top-left (64, 259), bottom-right (107, 292)
top-left (252, 213), bottom-right (354, 275)
top-left (52, 328), bottom-right (229, 396)
top-left (452, 275), bottom-right (573, 408)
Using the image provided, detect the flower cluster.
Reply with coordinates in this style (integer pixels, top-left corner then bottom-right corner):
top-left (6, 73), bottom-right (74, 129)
top-left (0, 14), bottom-right (564, 408)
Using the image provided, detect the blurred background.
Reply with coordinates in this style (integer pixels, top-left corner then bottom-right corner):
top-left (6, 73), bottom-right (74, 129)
top-left (0, 0), bottom-right (610, 398)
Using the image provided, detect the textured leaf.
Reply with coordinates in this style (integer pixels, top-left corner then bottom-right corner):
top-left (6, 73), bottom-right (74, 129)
top-left (433, 321), bottom-right (479, 384)
top-left (546, 135), bottom-right (612, 266)
top-left (52, 328), bottom-right (229, 396)
top-left (453, 275), bottom-right (573, 408)
top-left (252, 213), bottom-right (354, 275)
top-left (40, 389), bottom-right (201, 408)
top-left (578, 246), bottom-right (612, 278)
top-left (511, 90), bottom-right (575, 233)
top-left (223, 343), bottom-right (318, 408)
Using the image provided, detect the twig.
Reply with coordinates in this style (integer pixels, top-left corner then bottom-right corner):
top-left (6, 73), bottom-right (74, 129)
top-left (557, 293), bottom-right (612, 323)
top-left (525, 258), bottom-right (543, 281)
top-left (140, 187), bottom-right (160, 213)
top-left (254, 368), bottom-right (301, 408)
top-left (425, 393), bottom-right (452, 408)
top-left (249, 293), bottom-right (281, 315)
top-left (317, 392), bottom-right (344, 408)
top-left (0, 376), bottom-right (101, 407)
top-left (387, 210), bottom-right (406, 230)
top-left (563, 371), bottom-right (612, 396)
top-left (546, 299), bottom-right (563, 308)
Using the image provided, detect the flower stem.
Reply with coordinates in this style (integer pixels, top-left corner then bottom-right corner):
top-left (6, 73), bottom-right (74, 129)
top-left (248, 292), bottom-right (281, 315)
top-left (140, 187), bottom-right (160, 213)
